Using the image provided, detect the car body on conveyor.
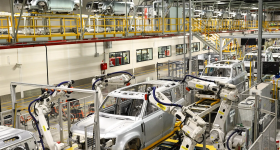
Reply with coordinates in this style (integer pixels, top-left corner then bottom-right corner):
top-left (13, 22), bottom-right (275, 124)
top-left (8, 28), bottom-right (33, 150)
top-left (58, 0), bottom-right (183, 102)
top-left (86, 1), bottom-right (134, 16)
top-left (200, 60), bottom-right (247, 92)
top-left (70, 80), bottom-right (186, 150)
top-left (14, 0), bottom-right (82, 13)
top-left (0, 126), bottom-right (37, 150)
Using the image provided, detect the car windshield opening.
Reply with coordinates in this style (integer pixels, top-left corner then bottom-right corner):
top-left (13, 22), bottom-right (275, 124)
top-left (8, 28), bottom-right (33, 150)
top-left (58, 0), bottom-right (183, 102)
top-left (202, 67), bottom-right (231, 77)
top-left (100, 96), bottom-right (144, 117)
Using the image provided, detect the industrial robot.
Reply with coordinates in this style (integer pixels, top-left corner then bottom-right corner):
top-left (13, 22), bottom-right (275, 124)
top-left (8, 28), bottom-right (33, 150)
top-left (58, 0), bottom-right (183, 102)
top-left (29, 71), bottom-right (134, 150)
top-left (91, 71), bottom-right (135, 104)
top-left (149, 77), bottom-right (246, 150)
top-left (28, 80), bottom-right (75, 150)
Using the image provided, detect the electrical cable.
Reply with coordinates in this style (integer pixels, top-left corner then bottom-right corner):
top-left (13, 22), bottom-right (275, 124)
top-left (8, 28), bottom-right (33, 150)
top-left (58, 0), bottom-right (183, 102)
top-left (28, 98), bottom-right (45, 150)
top-left (182, 75), bottom-right (215, 83)
top-left (92, 78), bottom-right (102, 90)
top-left (226, 130), bottom-right (240, 150)
top-left (151, 87), bottom-right (182, 108)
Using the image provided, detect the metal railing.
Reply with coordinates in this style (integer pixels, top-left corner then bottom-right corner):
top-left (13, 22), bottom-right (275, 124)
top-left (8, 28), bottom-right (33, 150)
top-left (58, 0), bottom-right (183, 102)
top-left (1, 12), bottom-right (279, 43)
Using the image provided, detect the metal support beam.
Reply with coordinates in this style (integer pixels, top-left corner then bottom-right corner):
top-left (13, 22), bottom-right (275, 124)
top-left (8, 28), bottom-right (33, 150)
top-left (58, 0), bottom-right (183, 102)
top-left (79, 0), bottom-right (83, 40)
top-left (189, 0), bottom-right (192, 75)
top-left (183, 0), bottom-right (186, 77)
top-left (257, 0), bottom-right (263, 83)
top-left (254, 94), bottom-right (259, 141)
top-left (10, 0), bottom-right (16, 43)
top-left (162, 0), bottom-right (164, 35)
top-left (94, 91), bottom-right (100, 150)
top-left (220, 38), bottom-right (223, 60)
top-left (15, 0), bottom-right (26, 38)
top-left (125, 0), bottom-right (128, 37)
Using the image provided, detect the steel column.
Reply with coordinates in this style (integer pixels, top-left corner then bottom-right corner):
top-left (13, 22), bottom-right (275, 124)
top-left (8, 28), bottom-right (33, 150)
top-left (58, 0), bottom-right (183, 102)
top-left (67, 101), bottom-right (72, 147)
top-left (183, 0), bottom-right (186, 78)
top-left (188, 0), bottom-right (192, 74)
top-left (15, 0), bottom-right (26, 38)
top-left (10, 0), bottom-right (16, 43)
top-left (257, 0), bottom-right (263, 83)
top-left (162, 0), bottom-right (164, 35)
top-left (58, 98), bottom-right (64, 143)
top-left (125, 0), bottom-right (128, 37)
top-left (254, 94), bottom-right (259, 141)
top-left (220, 38), bottom-right (223, 60)
top-left (94, 91), bottom-right (100, 150)
top-left (79, 0), bottom-right (83, 40)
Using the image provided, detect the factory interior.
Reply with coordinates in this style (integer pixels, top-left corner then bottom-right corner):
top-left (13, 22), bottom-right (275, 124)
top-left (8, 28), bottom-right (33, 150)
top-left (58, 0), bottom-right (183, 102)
top-left (2, 0), bottom-right (280, 149)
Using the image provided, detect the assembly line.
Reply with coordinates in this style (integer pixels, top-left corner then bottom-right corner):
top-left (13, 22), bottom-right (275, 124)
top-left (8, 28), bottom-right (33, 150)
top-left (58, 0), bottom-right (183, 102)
top-left (1, 0), bottom-right (280, 150)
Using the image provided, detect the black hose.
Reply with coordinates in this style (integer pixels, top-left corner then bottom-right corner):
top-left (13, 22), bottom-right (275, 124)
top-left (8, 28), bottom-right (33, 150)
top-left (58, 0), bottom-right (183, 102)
top-left (226, 130), bottom-right (239, 150)
top-left (28, 98), bottom-right (45, 150)
top-left (152, 87), bottom-right (182, 108)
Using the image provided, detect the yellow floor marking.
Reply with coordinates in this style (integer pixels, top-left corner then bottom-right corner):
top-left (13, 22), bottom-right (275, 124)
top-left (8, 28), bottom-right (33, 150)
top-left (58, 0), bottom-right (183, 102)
top-left (65, 144), bottom-right (78, 150)
top-left (196, 144), bottom-right (216, 150)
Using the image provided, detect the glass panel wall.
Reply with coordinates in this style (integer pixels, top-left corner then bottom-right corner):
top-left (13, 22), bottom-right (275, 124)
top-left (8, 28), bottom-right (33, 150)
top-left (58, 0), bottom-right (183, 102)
top-left (158, 45), bottom-right (172, 58)
top-left (109, 51), bottom-right (130, 67)
top-left (136, 48), bottom-right (153, 62)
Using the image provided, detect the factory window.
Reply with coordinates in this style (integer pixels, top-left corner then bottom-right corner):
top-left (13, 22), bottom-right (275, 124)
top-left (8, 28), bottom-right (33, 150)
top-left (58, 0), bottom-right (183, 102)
top-left (176, 44), bottom-right (188, 55)
top-left (191, 42), bottom-right (200, 53)
top-left (136, 48), bottom-right (153, 62)
top-left (109, 51), bottom-right (130, 67)
top-left (158, 46), bottom-right (172, 58)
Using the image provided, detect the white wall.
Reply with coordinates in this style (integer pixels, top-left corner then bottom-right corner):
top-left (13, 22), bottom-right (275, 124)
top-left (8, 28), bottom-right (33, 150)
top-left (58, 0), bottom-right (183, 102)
top-left (0, 36), bottom-right (209, 96)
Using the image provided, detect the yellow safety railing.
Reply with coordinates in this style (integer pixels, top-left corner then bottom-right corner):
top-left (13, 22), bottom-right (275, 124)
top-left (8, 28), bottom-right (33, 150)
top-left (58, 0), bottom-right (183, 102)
top-left (1, 13), bottom-right (280, 43)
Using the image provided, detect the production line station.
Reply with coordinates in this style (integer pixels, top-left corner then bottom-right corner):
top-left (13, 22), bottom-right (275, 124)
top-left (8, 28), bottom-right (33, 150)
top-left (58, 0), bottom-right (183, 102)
top-left (2, 0), bottom-right (280, 150)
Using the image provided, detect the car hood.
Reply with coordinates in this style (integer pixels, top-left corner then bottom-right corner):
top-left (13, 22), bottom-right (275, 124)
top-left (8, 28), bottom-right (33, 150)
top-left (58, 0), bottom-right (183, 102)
top-left (199, 76), bottom-right (231, 84)
top-left (71, 114), bottom-right (137, 138)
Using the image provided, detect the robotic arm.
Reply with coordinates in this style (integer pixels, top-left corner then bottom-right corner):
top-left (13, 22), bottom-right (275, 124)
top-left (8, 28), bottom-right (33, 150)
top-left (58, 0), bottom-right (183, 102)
top-left (149, 87), bottom-right (206, 150)
top-left (187, 79), bottom-right (241, 150)
top-left (149, 78), bottom-right (240, 150)
top-left (92, 72), bottom-right (135, 104)
top-left (29, 81), bottom-right (74, 150)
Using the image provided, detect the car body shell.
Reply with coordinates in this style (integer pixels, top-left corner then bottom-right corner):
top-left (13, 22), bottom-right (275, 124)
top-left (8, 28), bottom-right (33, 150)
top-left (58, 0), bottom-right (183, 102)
top-left (14, 0), bottom-right (82, 13)
top-left (200, 60), bottom-right (247, 92)
top-left (70, 80), bottom-right (186, 149)
top-left (86, 1), bottom-right (134, 15)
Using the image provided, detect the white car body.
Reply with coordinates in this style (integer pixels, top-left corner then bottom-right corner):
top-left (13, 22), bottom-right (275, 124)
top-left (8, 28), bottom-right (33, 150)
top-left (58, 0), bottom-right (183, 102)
top-left (14, 0), bottom-right (82, 13)
top-left (70, 80), bottom-right (186, 149)
top-left (200, 60), bottom-right (247, 92)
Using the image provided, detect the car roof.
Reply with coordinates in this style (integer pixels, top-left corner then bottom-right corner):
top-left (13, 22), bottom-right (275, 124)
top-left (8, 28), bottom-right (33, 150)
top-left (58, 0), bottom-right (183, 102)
top-left (107, 80), bottom-right (180, 99)
top-left (206, 60), bottom-right (241, 68)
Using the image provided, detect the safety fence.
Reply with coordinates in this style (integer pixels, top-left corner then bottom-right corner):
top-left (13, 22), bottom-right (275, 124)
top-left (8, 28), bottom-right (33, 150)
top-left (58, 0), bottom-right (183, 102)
top-left (249, 118), bottom-right (276, 150)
